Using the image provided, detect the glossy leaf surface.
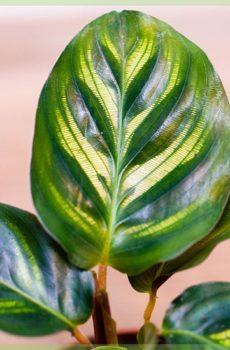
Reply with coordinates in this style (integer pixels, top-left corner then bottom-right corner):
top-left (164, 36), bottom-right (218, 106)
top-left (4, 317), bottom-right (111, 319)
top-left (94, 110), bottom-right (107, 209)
top-left (31, 10), bottom-right (230, 275)
top-left (129, 197), bottom-right (230, 293)
top-left (0, 204), bottom-right (94, 336)
top-left (162, 282), bottom-right (230, 349)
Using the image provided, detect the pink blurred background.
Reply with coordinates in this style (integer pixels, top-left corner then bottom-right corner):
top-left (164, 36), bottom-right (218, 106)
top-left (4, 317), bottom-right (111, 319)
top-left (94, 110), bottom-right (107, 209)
top-left (0, 6), bottom-right (230, 348)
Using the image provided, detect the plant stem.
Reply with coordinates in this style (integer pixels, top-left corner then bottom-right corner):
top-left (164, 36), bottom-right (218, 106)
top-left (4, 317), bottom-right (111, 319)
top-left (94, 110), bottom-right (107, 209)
top-left (92, 272), bottom-right (106, 344)
top-left (73, 327), bottom-right (92, 344)
top-left (144, 292), bottom-right (157, 323)
top-left (98, 264), bottom-right (108, 290)
top-left (92, 270), bottom-right (118, 345)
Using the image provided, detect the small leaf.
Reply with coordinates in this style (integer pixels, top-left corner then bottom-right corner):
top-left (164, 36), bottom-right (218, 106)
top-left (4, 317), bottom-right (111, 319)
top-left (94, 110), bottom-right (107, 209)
top-left (0, 203), bottom-right (94, 336)
top-left (128, 264), bottom-right (169, 294)
top-left (93, 347), bottom-right (127, 350)
top-left (62, 346), bottom-right (92, 350)
top-left (137, 322), bottom-right (157, 350)
top-left (63, 347), bottom-right (127, 350)
top-left (162, 282), bottom-right (230, 349)
top-left (129, 197), bottom-right (230, 293)
top-left (31, 10), bottom-right (230, 275)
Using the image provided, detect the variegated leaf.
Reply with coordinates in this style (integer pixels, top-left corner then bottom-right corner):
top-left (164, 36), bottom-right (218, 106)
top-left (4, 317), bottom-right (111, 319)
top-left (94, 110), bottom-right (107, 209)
top-left (31, 10), bottom-right (230, 275)
top-left (162, 282), bottom-right (230, 349)
top-left (0, 203), bottom-right (94, 336)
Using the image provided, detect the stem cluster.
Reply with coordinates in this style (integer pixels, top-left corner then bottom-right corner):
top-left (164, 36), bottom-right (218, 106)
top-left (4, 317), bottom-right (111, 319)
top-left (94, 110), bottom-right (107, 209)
top-left (73, 265), bottom-right (157, 346)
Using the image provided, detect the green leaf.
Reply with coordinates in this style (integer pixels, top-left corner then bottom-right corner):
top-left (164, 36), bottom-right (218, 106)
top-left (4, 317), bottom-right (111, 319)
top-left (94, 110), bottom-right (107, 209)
top-left (62, 347), bottom-right (91, 350)
top-left (162, 282), bottom-right (230, 349)
top-left (93, 347), bottom-right (127, 350)
top-left (0, 203), bottom-right (94, 336)
top-left (62, 347), bottom-right (127, 350)
top-left (137, 322), bottom-right (157, 350)
top-left (129, 197), bottom-right (230, 293)
top-left (31, 10), bottom-right (230, 275)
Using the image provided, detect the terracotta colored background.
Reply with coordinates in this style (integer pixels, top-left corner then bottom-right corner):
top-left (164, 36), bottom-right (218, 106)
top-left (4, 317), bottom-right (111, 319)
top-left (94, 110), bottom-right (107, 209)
top-left (0, 6), bottom-right (229, 348)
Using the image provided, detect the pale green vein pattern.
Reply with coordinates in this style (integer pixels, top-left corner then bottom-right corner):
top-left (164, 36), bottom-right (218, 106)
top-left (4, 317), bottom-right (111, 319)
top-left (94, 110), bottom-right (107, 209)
top-left (31, 10), bottom-right (230, 275)
top-left (0, 204), bottom-right (94, 336)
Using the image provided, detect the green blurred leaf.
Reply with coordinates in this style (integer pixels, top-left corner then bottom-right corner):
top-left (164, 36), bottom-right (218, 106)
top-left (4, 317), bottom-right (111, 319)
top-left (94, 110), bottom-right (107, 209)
top-left (31, 10), bottom-right (230, 275)
top-left (137, 322), bottom-right (157, 350)
top-left (61, 346), bottom-right (92, 350)
top-left (162, 282), bottom-right (230, 349)
top-left (0, 203), bottom-right (94, 336)
top-left (129, 197), bottom-right (230, 293)
top-left (93, 347), bottom-right (127, 350)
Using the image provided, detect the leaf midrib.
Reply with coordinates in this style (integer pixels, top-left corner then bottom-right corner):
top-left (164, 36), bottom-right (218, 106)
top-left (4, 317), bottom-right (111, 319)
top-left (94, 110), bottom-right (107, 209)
top-left (102, 14), bottom-right (126, 264)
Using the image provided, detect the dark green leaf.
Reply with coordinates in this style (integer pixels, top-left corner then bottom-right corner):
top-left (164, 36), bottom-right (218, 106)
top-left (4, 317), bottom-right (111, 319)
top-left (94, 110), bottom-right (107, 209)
top-left (162, 282), bottom-right (230, 349)
top-left (129, 197), bottom-right (230, 293)
top-left (0, 203), bottom-right (94, 336)
top-left (31, 10), bottom-right (230, 275)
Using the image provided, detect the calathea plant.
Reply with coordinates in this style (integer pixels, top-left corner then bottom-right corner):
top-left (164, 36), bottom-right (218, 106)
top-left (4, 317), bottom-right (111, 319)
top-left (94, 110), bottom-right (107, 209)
top-left (0, 10), bottom-right (230, 350)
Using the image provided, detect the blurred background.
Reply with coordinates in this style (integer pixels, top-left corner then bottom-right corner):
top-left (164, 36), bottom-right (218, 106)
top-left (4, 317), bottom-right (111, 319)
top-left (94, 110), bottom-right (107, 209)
top-left (0, 5), bottom-right (230, 349)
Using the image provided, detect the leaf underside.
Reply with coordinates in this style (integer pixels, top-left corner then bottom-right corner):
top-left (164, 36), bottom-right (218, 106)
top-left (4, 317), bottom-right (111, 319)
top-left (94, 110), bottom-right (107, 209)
top-left (31, 10), bottom-right (230, 275)
top-left (162, 282), bottom-right (230, 349)
top-left (0, 203), bottom-right (94, 336)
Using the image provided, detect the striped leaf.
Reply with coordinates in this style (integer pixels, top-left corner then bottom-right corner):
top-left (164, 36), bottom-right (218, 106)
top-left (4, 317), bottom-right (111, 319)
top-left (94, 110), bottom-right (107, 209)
top-left (31, 10), bottom-right (230, 275)
top-left (129, 197), bottom-right (230, 293)
top-left (162, 282), bottom-right (230, 349)
top-left (0, 203), bottom-right (94, 336)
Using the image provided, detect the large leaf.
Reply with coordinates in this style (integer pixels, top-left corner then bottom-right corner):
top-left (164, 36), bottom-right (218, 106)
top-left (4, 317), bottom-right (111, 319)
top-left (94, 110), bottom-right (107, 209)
top-left (129, 197), bottom-right (230, 293)
top-left (31, 10), bottom-right (230, 275)
top-left (0, 203), bottom-right (94, 336)
top-left (162, 282), bottom-right (230, 349)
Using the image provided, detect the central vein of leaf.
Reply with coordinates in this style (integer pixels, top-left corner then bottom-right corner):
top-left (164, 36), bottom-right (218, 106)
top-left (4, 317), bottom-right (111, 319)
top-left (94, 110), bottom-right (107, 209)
top-left (102, 21), bottom-right (125, 265)
top-left (103, 92), bottom-right (124, 265)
